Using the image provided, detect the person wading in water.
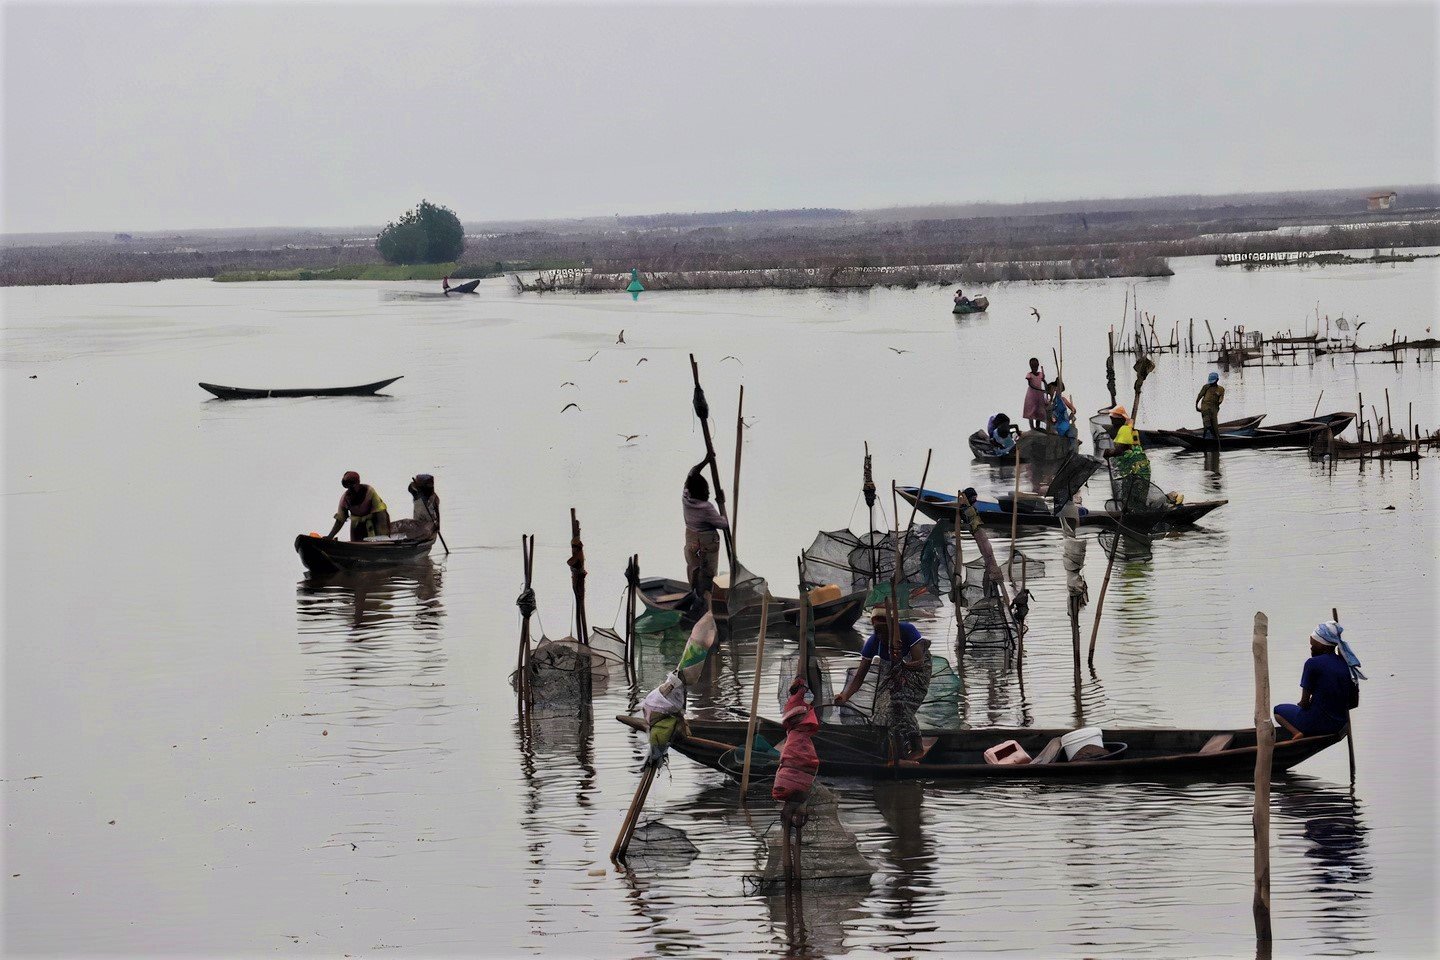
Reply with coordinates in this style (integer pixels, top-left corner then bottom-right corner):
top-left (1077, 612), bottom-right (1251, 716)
top-left (326, 471), bottom-right (391, 541)
top-left (682, 455), bottom-right (729, 601)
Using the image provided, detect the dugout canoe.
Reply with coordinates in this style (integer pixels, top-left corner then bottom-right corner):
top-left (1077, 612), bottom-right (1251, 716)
top-left (294, 532), bottom-right (435, 574)
top-left (968, 429), bottom-right (1078, 464)
top-left (1169, 412), bottom-right (1356, 452)
top-left (896, 486), bottom-right (1227, 531)
top-left (444, 279), bottom-right (480, 295)
top-left (615, 714), bottom-right (1344, 780)
top-left (1139, 414), bottom-right (1267, 448)
top-left (200, 376), bottom-right (402, 400)
top-left (952, 296), bottom-right (989, 315)
top-left (1310, 433), bottom-right (1422, 462)
top-left (636, 577), bottom-right (867, 633)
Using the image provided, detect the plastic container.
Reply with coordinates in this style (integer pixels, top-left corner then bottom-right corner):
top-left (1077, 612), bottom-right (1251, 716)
top-left (807, 584), bottom-right (843, 605)
top-left (1060, 727), bottom-right (1104, 760)
top-left (983, 740), bottom-right (1031, 765)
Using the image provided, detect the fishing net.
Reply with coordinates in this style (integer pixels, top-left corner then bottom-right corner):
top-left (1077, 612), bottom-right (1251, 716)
top-left (957, 551), bottom-right (1044, 606)
top-left (1097, 526), bottom-right (1157, 562)
top-left (744, 784), bottom-right (874, 892)
top-left (774, 654), bottom-right (835, 723)
top-left (960, 597), bottom-right (1017, 650)
top-left (511, 636), bottom-right (596, 713)
top-left (721, 561), bottom-right (775, 632)
top-left (832, 654), bottom-right (960, 726)
top-left (624, 820), bottom-right (701, 870)
top-left (803, 525), bottom-right (953, 611)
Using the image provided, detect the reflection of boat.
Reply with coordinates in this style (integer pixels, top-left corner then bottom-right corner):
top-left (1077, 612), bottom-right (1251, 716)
top-left (897, 486), bottom-right (1227, 530)
top-left (444, 279), bottom-right (480, 295)
top-left (1169, 412), bottom-right (1356, 452)
top-left (294, 532), bottom-right (435, 573)
top-left (1140, 415), bottom-right (1267, 447)
top-left (296, 564), bottom-right (443, 632)
top-left (636, 577), bottom-right (866, 633)
top-left (952, 296), bottom-right (989, 315)
top-left (616, 714), bottom-right (1345, 780)
top-left (199, 376), bottom-right (402, 400)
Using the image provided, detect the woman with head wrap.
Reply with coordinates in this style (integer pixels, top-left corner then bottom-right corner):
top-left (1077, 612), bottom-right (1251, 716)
top-left (682, 455), bottom-right (729, 600)
top-left (1023, 358), bottom-right (1048, 430)
top-left (1195, 371), bottom-right (1225, 439)
top-left (325, 471), bottom-right (391, 541)
top-left (1273, 620), bottom-right (1363, 740)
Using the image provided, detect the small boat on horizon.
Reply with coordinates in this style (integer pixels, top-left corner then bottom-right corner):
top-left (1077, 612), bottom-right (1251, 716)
top-left (198, 376), bottom-right (402, 400)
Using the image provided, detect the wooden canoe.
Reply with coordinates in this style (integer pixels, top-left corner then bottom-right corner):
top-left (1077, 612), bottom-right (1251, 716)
top-left (1170, 412), bottom-right (1356, 452)
top-left (897, 486), bottom-right (1227, 531)
top-left (637, 577), bottom-right (867, 633)
top-left (294, 532), bottom-right (434, 574)
top-left (200, 376), bottom-right (402, 400)
top-left (968, 429), bottom-right (1077, 464)
top-left (1310, 433), bottom-right (1422, 461)
top-left (1139, 415), bottom-right (1267, 448)
top-left (615, 714), bottom-right (1344, 780)
top-left (444, 279), bottom-right (480, 295)
top-left (952, 296), bottom-right (989, 315)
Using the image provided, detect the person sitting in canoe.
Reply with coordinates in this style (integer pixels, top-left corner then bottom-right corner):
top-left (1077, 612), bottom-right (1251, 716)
top-left (326, 471), bottom-right (391, 541)
top-left (833, 607), bottom-right (932, 761)
top-left (1048, 380), bottom-right (1078, 444)
top-left (1103, 423), bottom-right (1152, 511)
top-left (953, 288), bottom-right (971, 308)
top-left (987, 413), bottom-right (1017, 455)
top-left (1273, 620), bottom-right (1363, 740)
top-left (683, 455), bottom-right (730, 600)
top-left (1196, 371), bottom-right (1225, 438)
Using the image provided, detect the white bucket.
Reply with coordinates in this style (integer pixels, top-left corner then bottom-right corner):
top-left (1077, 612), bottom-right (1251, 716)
top-left (1060, 727), bottom-right (1104, 760)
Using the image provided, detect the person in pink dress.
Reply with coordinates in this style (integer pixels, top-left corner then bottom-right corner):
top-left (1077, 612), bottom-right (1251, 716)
top-left (1023, 357), bottom-right (1048, 430)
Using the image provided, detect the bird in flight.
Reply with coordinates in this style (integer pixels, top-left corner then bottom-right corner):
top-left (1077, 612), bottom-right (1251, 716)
top-left (582, 350), bottom-right (599, 362)
top-left (721, 355), bottom-right (742, 364)
top-left (1031, 308), bottom-right (1041, 322)
top-left (617, 434), bottom-right (642, 443)
top-left (559, 382), bottom-right (577, 388)
top-left (617, 330), bottom-right (626, 344)
top-left (561, 403), bottom-right (581, 413)
top-left (888, 347), bottom-right (910, 355)
top-left (636, 357), bottom-right (648, 365)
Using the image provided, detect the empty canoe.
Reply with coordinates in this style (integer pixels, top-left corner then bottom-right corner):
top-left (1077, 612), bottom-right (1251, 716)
top-left (200, 376), bottom-right (402, 400)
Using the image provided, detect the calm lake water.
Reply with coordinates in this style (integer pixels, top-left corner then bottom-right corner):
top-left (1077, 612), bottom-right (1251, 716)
top-left (3, 254), bottom-right (1437, 957)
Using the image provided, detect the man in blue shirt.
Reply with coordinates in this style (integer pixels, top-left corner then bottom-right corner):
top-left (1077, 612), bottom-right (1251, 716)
top-left (834, 608), bottom-right (932, 760)
top-left (1273, 622), bottom-right (1360, 739)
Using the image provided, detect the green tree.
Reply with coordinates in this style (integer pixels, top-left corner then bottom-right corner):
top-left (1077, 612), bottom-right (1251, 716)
top-left (376, 200), bottom-right (465, 264)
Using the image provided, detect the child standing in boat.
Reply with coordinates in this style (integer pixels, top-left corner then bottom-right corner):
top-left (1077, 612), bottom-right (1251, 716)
top-left (1023, 358), bottom-right (1048, 430)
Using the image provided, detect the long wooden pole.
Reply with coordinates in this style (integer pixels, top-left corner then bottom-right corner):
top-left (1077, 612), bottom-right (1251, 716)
top-left (688, 354), bottom-right (737, 573)
top-left (953, 490), bottom-right (967, 653)
top-left (1252, 611), bottom-right (1274, 944)
top-left (1058, 325), bottom-right (1064, 384)
top-left (611, 763), bottom-right (658, 864)
top-left (569, 508), bottom-right (589, 643)
top-left (1385, 388), bottom-right (1393, 439)
top-left (1088, 527), bottom-right (1120, 668)
top-left (1334, 606), bottom-right (1355, 780)
top-left (732, 385), bottom-right (744, 554)
top-left (738, 593), bottom-right (771, 802)
top-left (1007, 435), bottom-right (1021, 581)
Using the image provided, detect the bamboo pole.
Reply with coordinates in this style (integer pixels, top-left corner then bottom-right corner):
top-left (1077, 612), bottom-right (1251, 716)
top-left (611, 763), bottom-right (658, 864)
top-left (624, 554), bottom-right (639, 668)
top-left (953, 490), bottom-right (967, 655)
top-left (1252, 611), bottom-right (1274, 944)
top-left (738, 593), bottom-right (772, 802)
top-left (1385, 389), bottom-right (1392, 440)
top-left (1312, 390), bottom-right (1324, 419)
top-left (1356, 392), bottom-right (1363, 441)
top-left (689, 353), bottom-right (737, 573)
top-left (569, 508), bottom-right (589, 643)
top-left (1334, 606), bottom-right (1355, 780)
top-left (1007, 434), bottom-right (1022, 582)
top-left (1204, 318), bottom-right (1216, 349)
top-left (517, 534), bottom-right (536, 711)
top-left (1087, 534), bottom-right (1118, 668)
top-left (732, 385), bottom-right (744, 554)
top-left (1058, 325), bottom-right (1064, 383)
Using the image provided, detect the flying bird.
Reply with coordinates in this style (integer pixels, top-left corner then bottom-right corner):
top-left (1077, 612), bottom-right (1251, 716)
top-left (616, 330), bottom-right (626, 344)
top-left (559, 382), bottom-right (577, 388)
top-left (582, 350), bottom-right (599, 362)
top-left (888, 347), bottom-right (910, 355)
top-left (617, 434), bottom-right (642, 443)
top-left (561, 403), bottom-right (581, 413)
top-left (1031, 307), bottom-right (1041, 322)
top-left (720, 355), bottom-right (742, 364)
top-left (635, 357), bottom-right (648, 365)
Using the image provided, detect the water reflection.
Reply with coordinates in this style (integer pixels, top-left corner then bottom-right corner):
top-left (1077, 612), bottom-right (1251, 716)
top-left (295, 563), bottom-right (444, 635)
top-left (1273, 778), bottom-right (1372, 950)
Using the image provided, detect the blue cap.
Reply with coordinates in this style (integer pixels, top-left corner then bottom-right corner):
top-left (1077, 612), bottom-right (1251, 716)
top-left (1207, 372), bottom-right (1220, 383)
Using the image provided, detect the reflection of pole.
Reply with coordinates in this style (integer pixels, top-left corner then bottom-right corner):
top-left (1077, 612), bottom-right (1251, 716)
top-left (738, 593), bottom-right (771, 802)
top-left (1252, 611), bottom-right (1273, 944)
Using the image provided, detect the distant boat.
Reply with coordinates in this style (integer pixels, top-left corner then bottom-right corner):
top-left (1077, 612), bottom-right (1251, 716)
top-left (952, 296), bottom-right (989, 315)
top-left (444, 279), bottom-right (480, 295)
top-left (198, 376), bottom-right (402, 400)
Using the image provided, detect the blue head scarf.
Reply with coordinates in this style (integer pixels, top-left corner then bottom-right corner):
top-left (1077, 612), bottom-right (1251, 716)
top-left (1313, 620), bottom-right (1365, 683)
top-left (1207, 371), bottom-right (1220, 384)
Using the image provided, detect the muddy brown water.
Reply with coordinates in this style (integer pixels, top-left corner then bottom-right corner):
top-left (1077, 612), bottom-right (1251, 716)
top-left (4, 253), bottom-right (1437, 956)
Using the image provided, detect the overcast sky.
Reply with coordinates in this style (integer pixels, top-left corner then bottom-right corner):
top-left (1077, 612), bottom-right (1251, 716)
top-left (3, 1), bottom-right (1435, 233)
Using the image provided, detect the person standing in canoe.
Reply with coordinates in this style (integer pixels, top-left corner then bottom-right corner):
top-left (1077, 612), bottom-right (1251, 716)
top-left (1104, 424), bottom-right (1152, 511)
top-left (408, 474), bottom-right (440, 536)
top-left (683, 455), bottom-right (729, 599)
top-left (1023, 358), bottom-right (1048, 431)
top-left (442, 276), bottom-right (451, 294)
top-left (1196, 372), bottom-right (1225, 438)
top-left (1273, 620), bottom-right (1363, 740)
top-left (326, 471), bottom-right (391, 541)
top-left (834, 607), bottom-right (932, 761)
top-left (1048, 380), bottom-right (1078, 445)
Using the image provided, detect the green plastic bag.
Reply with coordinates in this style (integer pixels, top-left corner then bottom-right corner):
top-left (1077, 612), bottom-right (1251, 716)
top-left (634, 607), bottom-right (683, 635)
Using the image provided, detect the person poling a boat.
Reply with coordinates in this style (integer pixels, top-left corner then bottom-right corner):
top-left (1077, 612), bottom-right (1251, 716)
top-left (1023, 358), bottom-right (1048, 430)
top-left (833, 607), bottom-right (932, 761)
top-left (442, 276), bottom-right (451, 293)
top-left (1048, 380), bottom-right (1078, 444)
top-left (325, 471), bottom-right (391, 541)
top-left (1196, 371), bottom-right (1225, 438)
top-left (1273, 620), bottom-right (1363, 740)
top-left (987, 413), bottom-right (1017, 455)
top-left (408, 474), bottom-right (440, 535)
top-left (683, 454), bottom-right (730, 600)
top-left (1102, 404), bottom-right (1128, 439)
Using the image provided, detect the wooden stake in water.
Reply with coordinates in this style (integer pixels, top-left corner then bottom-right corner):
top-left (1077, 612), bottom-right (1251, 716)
top-left (738, 593), bottom-right (772, 803)
top-left (1312, 390), bottom-right (1324, 419)
top-left (1252, 611), bottom-right (1274, 943)
top-left (1334, 606), bottom-right (1356, 780)
top-left (732, 385), bottom-right (745, 553)
top-left (568, 508), bottom-right (589, 643)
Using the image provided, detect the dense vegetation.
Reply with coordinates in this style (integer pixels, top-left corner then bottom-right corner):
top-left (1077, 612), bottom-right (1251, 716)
top-left (375, 200), bottom-right (465, 265)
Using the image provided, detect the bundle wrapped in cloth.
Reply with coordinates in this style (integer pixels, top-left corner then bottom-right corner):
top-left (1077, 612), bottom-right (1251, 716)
top-left (772, 680), bottom-right (820, 803)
